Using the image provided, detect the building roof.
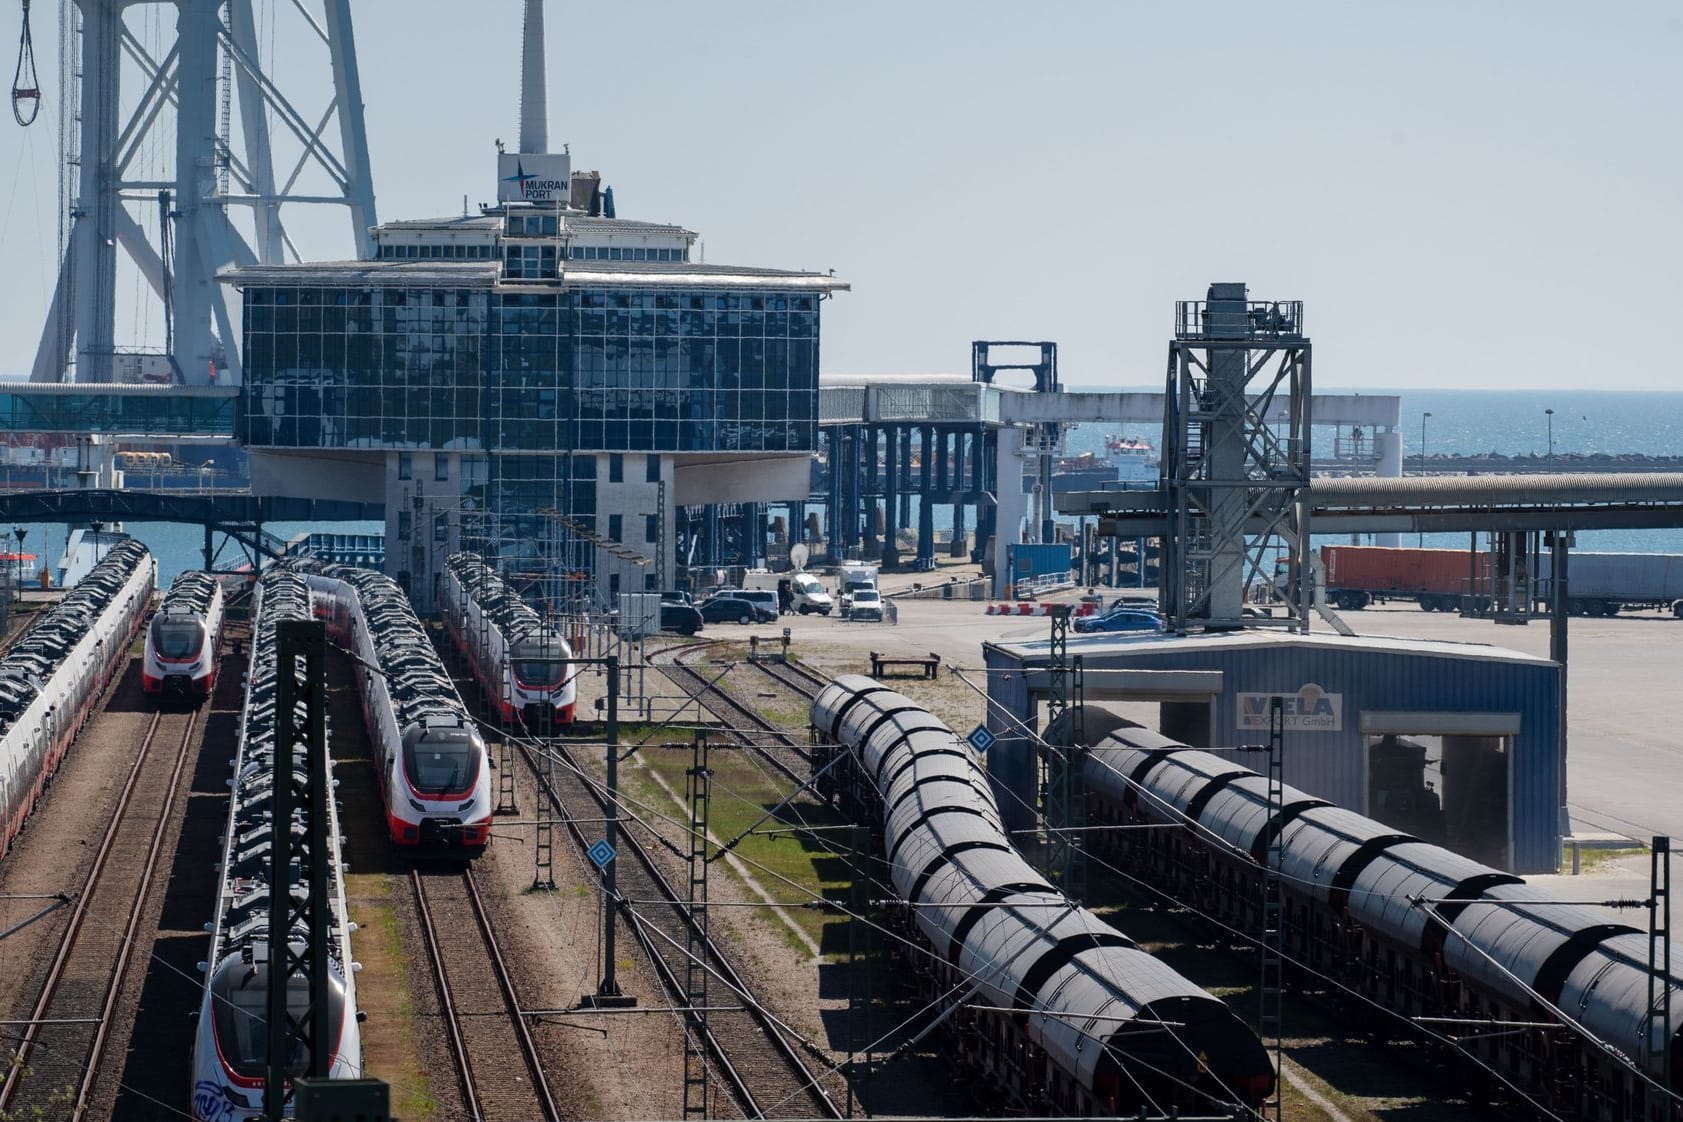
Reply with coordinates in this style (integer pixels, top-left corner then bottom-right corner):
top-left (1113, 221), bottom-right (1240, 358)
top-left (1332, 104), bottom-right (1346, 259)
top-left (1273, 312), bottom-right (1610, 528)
top-left (220, 258), bottom-right (848, 292)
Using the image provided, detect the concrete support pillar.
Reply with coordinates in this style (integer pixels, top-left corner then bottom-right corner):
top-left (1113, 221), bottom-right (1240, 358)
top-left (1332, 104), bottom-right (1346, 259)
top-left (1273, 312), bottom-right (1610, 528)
top-left (1374, 428), bottom-right (1403, 546)
top-left (991, 427), bottom-right (1028, 597)
top-left (881, 427), bottom-right (899, 569)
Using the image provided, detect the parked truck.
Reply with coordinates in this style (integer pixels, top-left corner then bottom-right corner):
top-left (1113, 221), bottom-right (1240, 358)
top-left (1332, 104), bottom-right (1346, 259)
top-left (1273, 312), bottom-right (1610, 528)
top-left (1288, 545), bottom-right (1683, 617)
top-left (742, 568), bottom-right (834, 615)
top-left (1534, 553), bottom-right (1683, 617)
top-left (1280, 545), bottom-right (1491, 612)
top-left (836, 562), bottom-right (879, 618)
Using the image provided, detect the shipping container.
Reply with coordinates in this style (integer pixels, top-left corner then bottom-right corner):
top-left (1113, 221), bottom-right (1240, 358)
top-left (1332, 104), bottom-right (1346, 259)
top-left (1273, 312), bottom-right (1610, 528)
top-left (1534, 552), bottom-right (1683, 617)
top-left (1009, 542), bottom-right (1074, 580)
top-left (1317, 545), bottom-right (1489, 612)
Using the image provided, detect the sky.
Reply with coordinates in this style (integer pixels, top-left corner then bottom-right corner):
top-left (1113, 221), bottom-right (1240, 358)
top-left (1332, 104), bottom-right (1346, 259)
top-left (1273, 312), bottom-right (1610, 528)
top-left (0, 0), bottom-right (1678, 390)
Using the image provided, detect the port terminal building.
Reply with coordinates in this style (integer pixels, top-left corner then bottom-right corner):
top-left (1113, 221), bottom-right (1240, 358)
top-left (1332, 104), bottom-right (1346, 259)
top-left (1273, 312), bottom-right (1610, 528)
top-left (224, 157), bottom-right (846, 611)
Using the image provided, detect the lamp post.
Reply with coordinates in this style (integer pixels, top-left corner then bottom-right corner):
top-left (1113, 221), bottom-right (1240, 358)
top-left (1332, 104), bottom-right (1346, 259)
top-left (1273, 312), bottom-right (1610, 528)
top-left (1418, 413), bottom-right (1432, 547)
top-left (11, 527), bottom-right (25, 601)
top-left (1545, 408), bottom-right (1555, 467)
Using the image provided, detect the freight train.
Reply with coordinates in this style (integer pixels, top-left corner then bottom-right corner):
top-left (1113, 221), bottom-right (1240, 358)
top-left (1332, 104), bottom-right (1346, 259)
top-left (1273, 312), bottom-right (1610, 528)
top-left (811, 676), bottom-right (1275, 1117)
top-left (142, 571), bottom-right (226, 700)
top-left (309, 567), bottom-right (492, 849)
top-left (442, 552), bottom-right (576, 728)
top-left (190, 570), bottom-right (362, 1121)
top-left (1082, 721), bottom-right (1683, 1121)
top-left (0, 538), bottom-right (154, 860)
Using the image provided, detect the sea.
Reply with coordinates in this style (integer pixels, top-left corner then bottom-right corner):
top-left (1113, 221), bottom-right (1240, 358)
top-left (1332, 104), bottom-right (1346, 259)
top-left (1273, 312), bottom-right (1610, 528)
top-left (1063, 388), bottom-right (1683, 555)
top-left (7, 389), bottom-right (1680, 585)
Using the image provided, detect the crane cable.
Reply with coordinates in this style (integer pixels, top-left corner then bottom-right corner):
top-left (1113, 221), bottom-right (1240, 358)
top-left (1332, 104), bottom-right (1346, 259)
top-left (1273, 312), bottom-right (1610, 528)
top-left (12, 0), bottom-right (39, 126)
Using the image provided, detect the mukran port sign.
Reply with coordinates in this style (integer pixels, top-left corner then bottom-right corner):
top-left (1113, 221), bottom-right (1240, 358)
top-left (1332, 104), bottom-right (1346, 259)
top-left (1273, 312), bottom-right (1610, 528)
top-left (498, 152), bottom-right (571, 203)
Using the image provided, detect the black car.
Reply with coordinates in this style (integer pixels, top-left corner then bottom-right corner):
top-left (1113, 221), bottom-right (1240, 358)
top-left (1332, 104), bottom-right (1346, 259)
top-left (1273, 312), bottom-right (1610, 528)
top-left (698, 595), bottom-right (775, 625)
top-left (660, 602), bottom-right (703, 635)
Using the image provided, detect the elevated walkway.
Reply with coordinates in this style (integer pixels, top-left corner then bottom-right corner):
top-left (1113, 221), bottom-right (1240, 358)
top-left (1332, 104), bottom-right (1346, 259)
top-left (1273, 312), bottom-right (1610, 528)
top-left (1058, 472), bottom-right (1683, 536)
top-left (0, 488), bottom-right (381, 526)
top-left (0, 383), bottom-right (237, 440)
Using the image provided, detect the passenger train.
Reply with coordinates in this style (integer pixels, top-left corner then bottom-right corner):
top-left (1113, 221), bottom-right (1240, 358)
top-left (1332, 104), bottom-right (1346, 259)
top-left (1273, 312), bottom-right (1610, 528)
top-left (812, 676), bottom-right (1276, 1117)
top-left (0, 539), bottom-right (154, 860)
top-left (190, 570), bottom-right (362, 1122)
top-left (309, 566), bottom-right (492, 849)
top-left (142, 571), bottom-right (225, 701)
top-left (1081, 721), bottom-right (1683, 1122)
top-left (442, 553), bottom-right (576, 729)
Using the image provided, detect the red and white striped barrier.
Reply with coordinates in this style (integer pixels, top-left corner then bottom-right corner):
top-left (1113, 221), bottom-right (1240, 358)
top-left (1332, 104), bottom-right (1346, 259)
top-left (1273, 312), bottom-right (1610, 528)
top-left (984, 602), bottom-right (1098, 617)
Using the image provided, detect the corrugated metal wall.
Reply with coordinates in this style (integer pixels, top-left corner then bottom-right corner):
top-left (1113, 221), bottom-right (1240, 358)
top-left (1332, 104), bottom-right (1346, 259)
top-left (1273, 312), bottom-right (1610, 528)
top-left (984, 637), bottom-right (1561, 872)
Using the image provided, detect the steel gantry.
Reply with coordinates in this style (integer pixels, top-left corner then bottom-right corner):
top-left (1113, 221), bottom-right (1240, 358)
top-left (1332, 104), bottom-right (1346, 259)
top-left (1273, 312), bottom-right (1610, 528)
top-left (1161, 284), bottom-right (1312, 633)
top-left (30, 0), bottom-right (376, 386)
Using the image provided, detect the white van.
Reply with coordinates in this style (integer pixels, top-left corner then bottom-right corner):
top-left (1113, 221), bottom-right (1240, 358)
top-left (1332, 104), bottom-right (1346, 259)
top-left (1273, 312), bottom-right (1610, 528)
top-left (744, 569), bottom-right (833, 615)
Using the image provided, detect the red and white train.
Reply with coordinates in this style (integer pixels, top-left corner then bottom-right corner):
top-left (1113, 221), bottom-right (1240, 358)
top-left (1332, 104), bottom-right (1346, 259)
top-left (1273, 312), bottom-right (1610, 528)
top-left (0, 538), bottom-right (154, 860)
top-left (191, 569), bottom-right (361, 1121)
top-left (142, 570), bottom-right (225, 700)
top-left (442, 553), bottom-right (576, 729)
top-left (308, 566), bottom-right (493, 849)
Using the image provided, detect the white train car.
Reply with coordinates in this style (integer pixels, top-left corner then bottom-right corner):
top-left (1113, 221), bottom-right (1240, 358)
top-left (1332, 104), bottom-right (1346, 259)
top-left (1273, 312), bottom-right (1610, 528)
top-left (190, 570), bottom-right (362, 1121)
top-left (442, 553), bottom-right (576, 729)
top-left (309, 567), bottom-right (492, 849)
top-left (143, 571), bottom-right (226, 701)
top-left (0, 538), bottom-right (154, 859)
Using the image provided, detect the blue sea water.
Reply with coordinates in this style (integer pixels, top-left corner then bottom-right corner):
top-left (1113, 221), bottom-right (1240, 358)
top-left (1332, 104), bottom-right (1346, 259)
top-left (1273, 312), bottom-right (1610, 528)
top-left (1064, 389), bottom-right (1683, 554)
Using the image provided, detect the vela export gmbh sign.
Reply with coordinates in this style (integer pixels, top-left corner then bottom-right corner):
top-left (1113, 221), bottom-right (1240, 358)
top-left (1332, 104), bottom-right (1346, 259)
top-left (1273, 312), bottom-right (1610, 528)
top-left (1236, 684), bottom-right (1343, 732)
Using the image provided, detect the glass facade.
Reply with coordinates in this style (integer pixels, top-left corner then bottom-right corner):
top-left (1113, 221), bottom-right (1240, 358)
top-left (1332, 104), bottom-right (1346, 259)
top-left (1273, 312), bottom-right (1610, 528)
top-left (240, 285), bottom-right (820, 455)
top-left (0, 388), bottom-right (236, 437)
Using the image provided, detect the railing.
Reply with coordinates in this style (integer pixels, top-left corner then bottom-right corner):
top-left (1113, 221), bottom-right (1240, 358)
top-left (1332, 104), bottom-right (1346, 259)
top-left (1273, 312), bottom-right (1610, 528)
top-left (1175, 300), bottom-right (1305, 339)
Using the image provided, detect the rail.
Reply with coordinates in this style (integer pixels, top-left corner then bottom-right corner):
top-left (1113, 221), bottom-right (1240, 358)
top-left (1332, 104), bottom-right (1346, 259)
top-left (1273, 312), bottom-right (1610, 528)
top-left (516, 731), bottom-right (843, 1120)
top-left (0, 709), bottom-right (199, 1117)
top-left (411, 868), bottom-right (560, 1122)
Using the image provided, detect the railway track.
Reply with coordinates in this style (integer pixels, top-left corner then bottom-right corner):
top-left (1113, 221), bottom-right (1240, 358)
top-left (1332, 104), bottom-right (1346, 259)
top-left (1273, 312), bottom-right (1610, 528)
top-left (657, 651), bottom-right (816, 788)
top-left (747, 655), bottom-right (826, 701)
top-left (411, 866), bottom-right (560, 1122)
top-left (514, 731), bottom-right (843, 1121)
top-left (0, 705), bottom-right (200, 1118)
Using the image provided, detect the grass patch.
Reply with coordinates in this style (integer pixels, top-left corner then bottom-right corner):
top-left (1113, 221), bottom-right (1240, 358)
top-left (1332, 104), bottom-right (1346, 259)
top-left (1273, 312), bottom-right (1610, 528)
top-left (1562, 841), bottom-right (1648, 873)
top-left (344, 871), bottom-right (439, 1121)
top-left (626, 743), bottom-right (854, 957)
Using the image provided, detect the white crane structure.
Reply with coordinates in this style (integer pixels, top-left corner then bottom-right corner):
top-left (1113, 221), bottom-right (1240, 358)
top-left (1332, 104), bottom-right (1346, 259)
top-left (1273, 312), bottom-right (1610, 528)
top-left (22, 0), bottom-right (377, 386)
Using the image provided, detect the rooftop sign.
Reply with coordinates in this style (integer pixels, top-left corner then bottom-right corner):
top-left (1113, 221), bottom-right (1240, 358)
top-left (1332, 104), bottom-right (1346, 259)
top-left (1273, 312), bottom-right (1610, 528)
top-left (497, 152), bottom-right (571, 204)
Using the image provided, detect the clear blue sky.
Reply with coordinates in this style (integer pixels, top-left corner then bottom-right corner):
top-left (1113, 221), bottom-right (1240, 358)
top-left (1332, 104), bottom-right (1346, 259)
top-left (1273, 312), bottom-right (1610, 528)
top-left (1, 0), bottom-right (1677, 389)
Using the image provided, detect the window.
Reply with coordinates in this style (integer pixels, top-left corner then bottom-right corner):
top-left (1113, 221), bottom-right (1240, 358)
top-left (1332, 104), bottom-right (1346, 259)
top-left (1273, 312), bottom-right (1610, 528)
top-left (645, 514), bottom-right (660, 544)
top-left (609, 572), bottom-right (621, 597)
top-left (608, 453), bottom-right (624, 482)
top-left (397, 511), bottom-right (411, 539)
top-left (645, 455), bottom-right (661, 483)
top-left (433, 516), bottom-right (448, 543)
top-left (608, 514), bottom-right (622, 543)
top-left (435, 455), bottom-right (449, 481)
top-left (397, 453), bottom-right (412, 480)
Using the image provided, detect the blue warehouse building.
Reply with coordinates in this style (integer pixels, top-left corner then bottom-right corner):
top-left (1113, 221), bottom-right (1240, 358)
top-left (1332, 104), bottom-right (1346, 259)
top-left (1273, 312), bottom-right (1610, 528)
top-left (983, 631), bottom-right (1563, 873)
top-left (225, 161), bottom-right (846, 610)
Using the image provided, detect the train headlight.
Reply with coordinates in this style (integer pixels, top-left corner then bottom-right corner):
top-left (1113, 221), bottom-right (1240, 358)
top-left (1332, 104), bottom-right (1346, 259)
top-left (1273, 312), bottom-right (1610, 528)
top-left (408, 798), bottom-right (425, 813)
top-left (457, 798), bottom-right (476, 813)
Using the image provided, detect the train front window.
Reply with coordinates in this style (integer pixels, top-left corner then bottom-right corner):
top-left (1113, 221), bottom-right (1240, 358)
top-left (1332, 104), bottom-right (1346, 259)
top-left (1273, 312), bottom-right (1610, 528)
top-left (512, 642), bottom-right (566, 688)
top-left (404, 736), bottom-right (479, 796)
top-left (152, 619), bottom-right (202, 659)
top-left (210, 962), bottom-right (344, 1079)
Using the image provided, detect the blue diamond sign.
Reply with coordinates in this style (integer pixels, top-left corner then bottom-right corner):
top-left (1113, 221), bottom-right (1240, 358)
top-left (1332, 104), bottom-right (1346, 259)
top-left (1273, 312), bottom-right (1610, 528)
top-left (587, 839), bottom-right (616, 870)
top-left (967, 725), bottom-right (996, 754)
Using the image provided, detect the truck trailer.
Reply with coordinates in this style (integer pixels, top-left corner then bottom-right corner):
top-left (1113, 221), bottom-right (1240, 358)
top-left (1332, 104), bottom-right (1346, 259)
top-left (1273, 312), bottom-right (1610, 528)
top-left (1534, 552), bottom-right (1683, 617)
top-left (1300, 545), bottom-right (1683, 617)
top-left (1307, 545), bottom-right (1490, 612)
